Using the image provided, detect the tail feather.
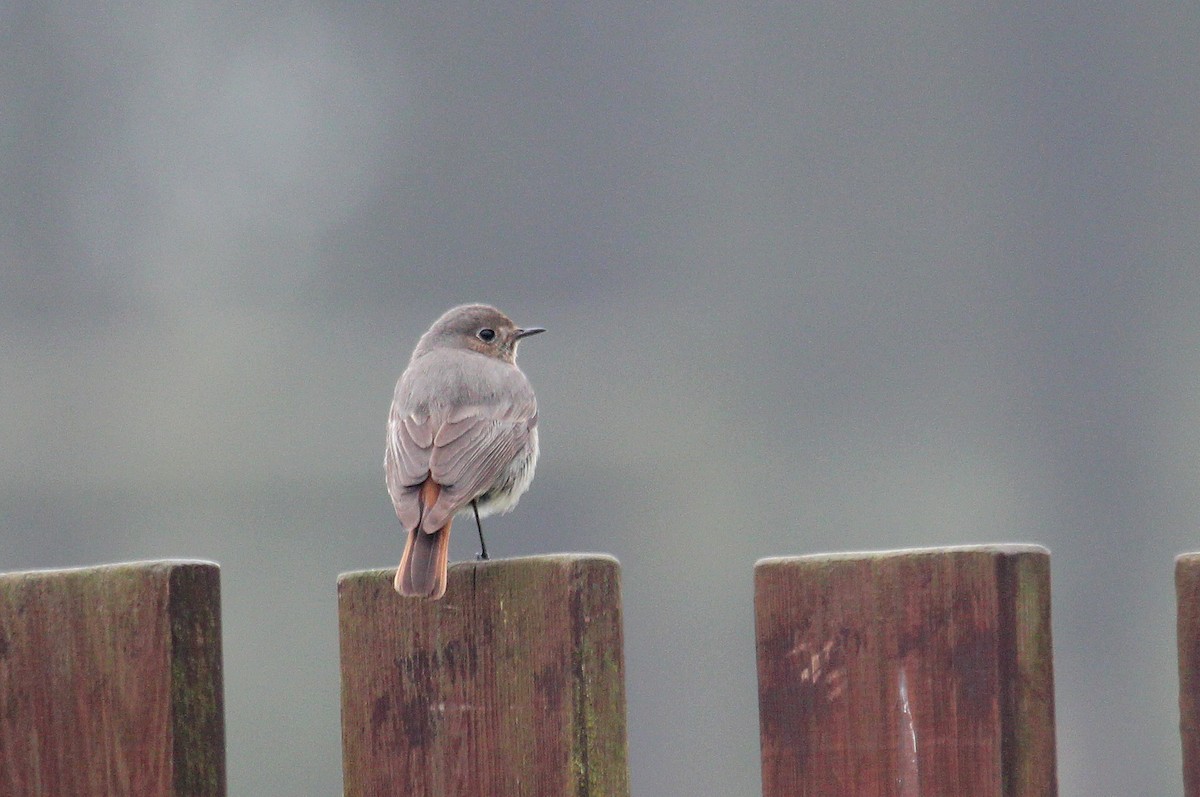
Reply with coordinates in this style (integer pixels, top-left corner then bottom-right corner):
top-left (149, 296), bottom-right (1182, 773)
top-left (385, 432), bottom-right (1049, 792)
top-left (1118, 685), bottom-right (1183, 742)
top-left (395, 519), bottom-right (452, 598)
top-left (394, 479), bottom-right (452, 599)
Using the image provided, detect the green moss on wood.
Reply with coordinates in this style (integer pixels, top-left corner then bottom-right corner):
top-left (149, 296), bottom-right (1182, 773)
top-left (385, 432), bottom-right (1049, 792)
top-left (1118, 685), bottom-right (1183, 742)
top-left (169, 563), bottom-right (227, 796)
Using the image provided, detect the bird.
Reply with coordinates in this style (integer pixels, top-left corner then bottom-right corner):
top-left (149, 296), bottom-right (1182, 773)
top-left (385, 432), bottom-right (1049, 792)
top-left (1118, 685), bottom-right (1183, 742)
top-left (385, 304), bottom-right (543, 599)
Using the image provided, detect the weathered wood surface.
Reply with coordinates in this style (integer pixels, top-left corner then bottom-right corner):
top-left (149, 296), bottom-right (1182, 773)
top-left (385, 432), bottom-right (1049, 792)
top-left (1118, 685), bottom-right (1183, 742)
top-left (339, 554), bottom-right (629, 797)
top-left (0, 559), bottom-right (225, 797)
top-left (1178, 553), bottom-right (1200, 795)
top-left (755, 545), bottom-right (1056, 797)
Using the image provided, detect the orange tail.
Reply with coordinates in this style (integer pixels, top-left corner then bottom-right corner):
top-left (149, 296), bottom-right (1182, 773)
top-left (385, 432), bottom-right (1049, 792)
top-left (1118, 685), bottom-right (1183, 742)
top-left (395, 480), bottom-right (452, 599)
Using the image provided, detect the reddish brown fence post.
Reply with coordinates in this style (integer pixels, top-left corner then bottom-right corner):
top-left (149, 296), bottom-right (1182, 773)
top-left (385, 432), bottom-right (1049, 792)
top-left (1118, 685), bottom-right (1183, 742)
top-left (1177, 553), bottom-right (1200, 795)
top-left (338, 554), bottom-right (629, 797)
top-left (0, 560), bottom-right (226, 797)
top-left (755, 544), bottom-right (1056, 797)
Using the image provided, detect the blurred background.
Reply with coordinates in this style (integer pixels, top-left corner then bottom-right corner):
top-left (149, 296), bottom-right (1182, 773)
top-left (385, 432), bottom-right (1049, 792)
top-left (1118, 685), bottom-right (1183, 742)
top-left (2, 3), bottom-right (1197, 795)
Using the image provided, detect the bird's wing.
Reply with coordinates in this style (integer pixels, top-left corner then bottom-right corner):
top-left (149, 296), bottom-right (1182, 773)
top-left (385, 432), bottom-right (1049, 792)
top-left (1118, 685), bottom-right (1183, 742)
top-left (386, 369), bottom-right (537, 534)
top-left (385, 403), bottom-right (438, 531)
top-left (421, 400), bottom-right (537, 531)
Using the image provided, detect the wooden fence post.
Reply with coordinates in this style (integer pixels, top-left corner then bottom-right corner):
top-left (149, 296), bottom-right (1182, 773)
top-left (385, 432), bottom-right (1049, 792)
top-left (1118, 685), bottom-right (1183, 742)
top-left (1177, 553), bottom-right (1200, 795)
top-left (338, 554), bottom-right (629, 797)
top-left (755, 544), bottom-right (1056, 797)
top-left (0, 559), bottom-right (226, 797)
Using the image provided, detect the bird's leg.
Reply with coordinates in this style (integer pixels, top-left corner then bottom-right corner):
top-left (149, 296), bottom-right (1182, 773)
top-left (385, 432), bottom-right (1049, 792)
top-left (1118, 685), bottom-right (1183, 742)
top-left (473, 500), bottom-right (489, 561)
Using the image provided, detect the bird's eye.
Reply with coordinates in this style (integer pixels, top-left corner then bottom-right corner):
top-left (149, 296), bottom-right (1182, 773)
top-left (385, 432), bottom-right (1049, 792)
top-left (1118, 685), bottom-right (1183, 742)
top-left (477, 328), bottom-right (496, 342)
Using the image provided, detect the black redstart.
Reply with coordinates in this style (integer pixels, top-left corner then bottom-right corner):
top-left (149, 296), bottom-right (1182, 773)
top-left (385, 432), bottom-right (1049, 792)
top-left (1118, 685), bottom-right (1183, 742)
top-left (385, 304), bottom-right (543, 599)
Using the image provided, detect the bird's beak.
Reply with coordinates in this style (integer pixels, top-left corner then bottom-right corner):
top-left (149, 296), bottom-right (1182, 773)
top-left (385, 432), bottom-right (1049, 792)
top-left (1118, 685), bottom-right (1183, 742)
top-left (514, 327), bottom-right (546, 340)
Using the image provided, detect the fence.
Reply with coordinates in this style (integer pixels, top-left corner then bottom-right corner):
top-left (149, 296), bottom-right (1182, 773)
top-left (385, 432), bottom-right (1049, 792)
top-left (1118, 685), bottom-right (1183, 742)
top-left (0, 545), bottom-right (1195, 796)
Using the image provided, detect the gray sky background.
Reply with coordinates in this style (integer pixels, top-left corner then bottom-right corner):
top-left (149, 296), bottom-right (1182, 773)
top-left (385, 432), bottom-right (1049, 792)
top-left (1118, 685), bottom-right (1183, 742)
top-left (2, 3), bottom-right (1198, 795)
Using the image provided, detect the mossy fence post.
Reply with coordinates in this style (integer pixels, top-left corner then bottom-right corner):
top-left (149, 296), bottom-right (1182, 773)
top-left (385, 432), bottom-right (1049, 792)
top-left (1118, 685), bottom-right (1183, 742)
top-left (337, 554), bottom-right (630, 797)
top-left (1176, 552), bottom-right (1200, 795)
top-left (754, 544), bottom-right (1057, 797)
top-left (0, 559), bottom-right (226, 797)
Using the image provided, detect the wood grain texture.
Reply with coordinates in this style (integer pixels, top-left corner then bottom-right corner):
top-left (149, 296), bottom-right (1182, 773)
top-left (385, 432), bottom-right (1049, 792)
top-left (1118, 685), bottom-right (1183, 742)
top-left (0, 560), bottom-right (226, 797)
top-left (339, 554), bottom-right (629, 797)
top-left (755, 545), bottom-right (1056, 797)
top-left (1178, 553), bottom-right (1200, 796)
